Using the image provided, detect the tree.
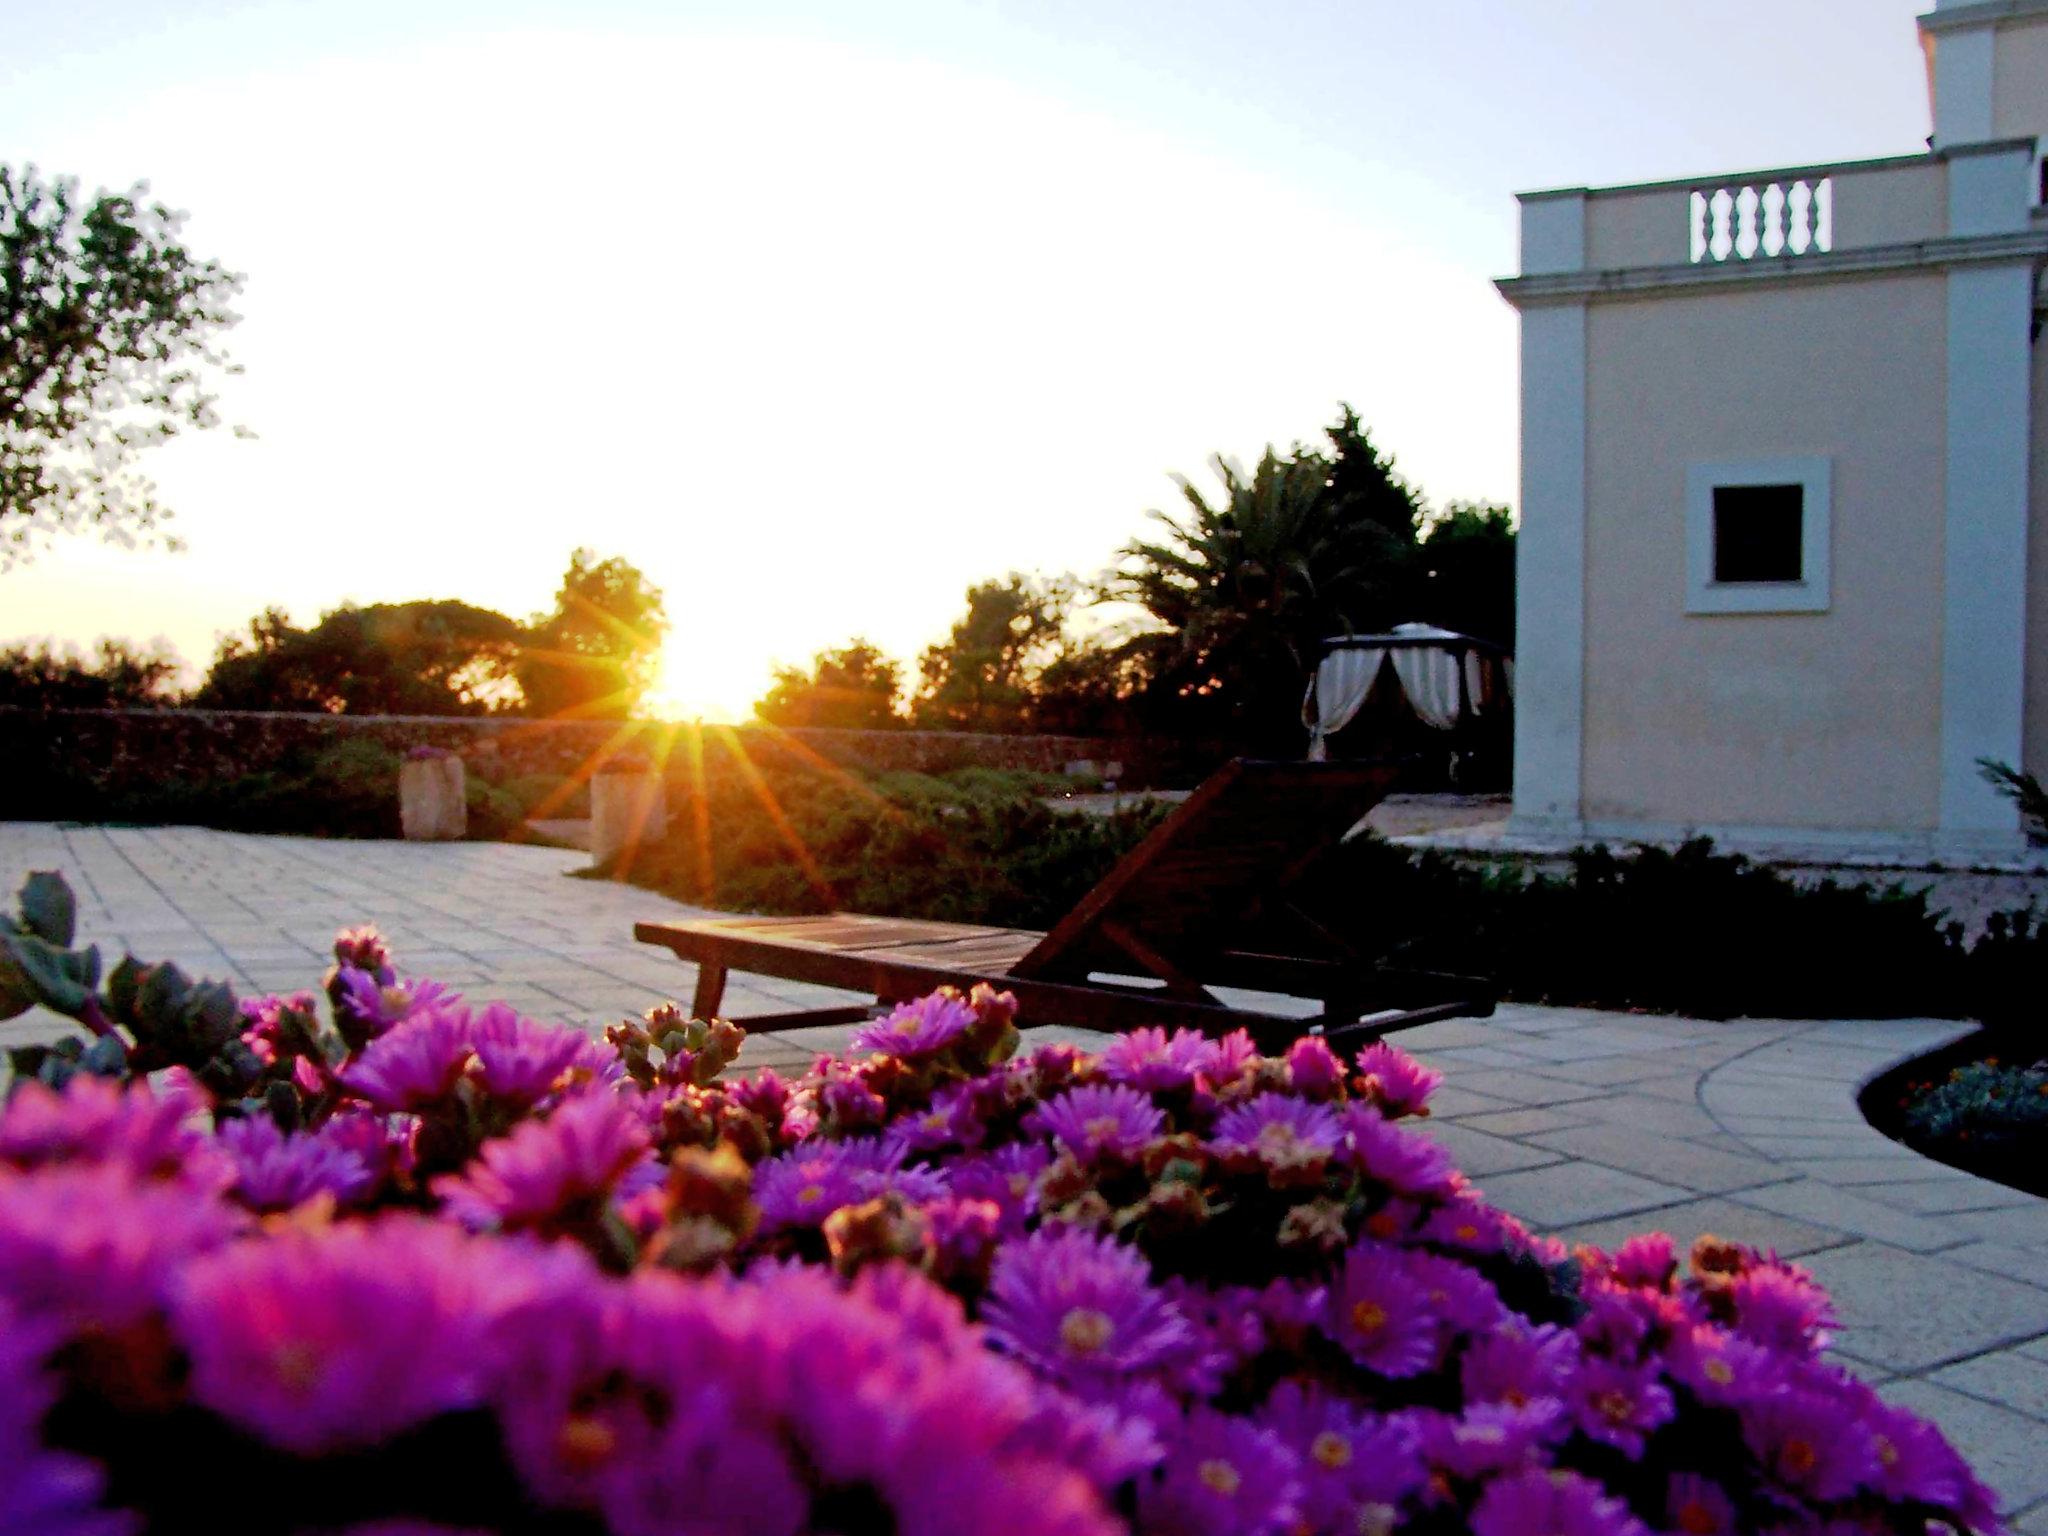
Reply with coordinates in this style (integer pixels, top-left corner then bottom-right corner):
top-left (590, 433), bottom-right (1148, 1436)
top-left (0, 637), bottom-right (182, 710)
top-left (754, 639), bottom-right (904, 729)
top-left (1417, 502), bottom-right (1516, 646)
top-left (911, 574), bottom-right (1074, 732)
top-left (1108, 406), bottom-right (1424, 744)
top-left (516, 549), bottom-right (668, 720)
top-left (193, 600), bottom-right (524, 715)
top-left (1, 165), bottom-right (244, 559)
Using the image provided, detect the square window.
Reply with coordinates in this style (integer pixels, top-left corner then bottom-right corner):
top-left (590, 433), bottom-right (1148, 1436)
top-left (1711, 484), bottom-right (1803, 583)
top-left (1685, 456), bottom-right (1830, 614)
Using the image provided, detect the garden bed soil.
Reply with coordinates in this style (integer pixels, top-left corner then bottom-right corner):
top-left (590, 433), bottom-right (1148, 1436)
top-left (1859, 1026), bottom-right (2048, 1199)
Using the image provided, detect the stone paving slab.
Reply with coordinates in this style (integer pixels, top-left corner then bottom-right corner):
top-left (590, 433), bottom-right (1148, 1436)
top-left (7, 825), bottom-right (2048, 1525)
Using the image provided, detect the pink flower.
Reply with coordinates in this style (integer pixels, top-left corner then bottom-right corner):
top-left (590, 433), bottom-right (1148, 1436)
top-left (435, 1092), bottom-right (650, 1233)
top-left (0, 1075), bottom-right (223, 1188)
top-left (1026, 1084), bottom-right (1165, 1162)
top-left (1470, 1468), bottom-right (1649, 1536)
top-left (1325, 1243), bottom-right (1442, 1378)
top-left (1354, 1041), bottom-right (1442, 1117)
top-left (217, 1114), bottom-right (374, 1212)
top-left (341, 1007), bottom-right (472, 1111)
top-left (1569, 1357), bottom-right (1674, 1458)
top-left (1340, 1105), bottom-right (1459, 1198)
top-left (984, 1227), bottom-right (1195, 1387)
top-left (1100, 1027), bottom-right (1221, 1092)
top-left (851, 993), bottom-right (976, 1058)
top-left (1282, 1036), bottom-right (1346, 1099)
top-left (1740, 1388), bottom-right (1881, 1502)
top-left (171, 1218), bottom-right (495, 1455)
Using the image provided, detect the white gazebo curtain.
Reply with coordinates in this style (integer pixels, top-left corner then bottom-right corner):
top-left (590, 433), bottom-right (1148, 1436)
top-left (1303, 623), bottom-right (1508, 758)
top-left (1303, 646), bottom-right (1386, 761)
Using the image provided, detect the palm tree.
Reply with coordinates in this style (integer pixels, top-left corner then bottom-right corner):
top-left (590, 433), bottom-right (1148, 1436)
top-left (1109, 414), bottom-right (1421, 745)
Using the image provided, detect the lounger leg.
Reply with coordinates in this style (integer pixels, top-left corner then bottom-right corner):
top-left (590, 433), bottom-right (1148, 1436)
top-left (691, 961), bottom-right (729, 1020)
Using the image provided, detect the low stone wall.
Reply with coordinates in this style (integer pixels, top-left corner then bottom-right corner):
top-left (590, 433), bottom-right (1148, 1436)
top-left (0, 708), bottom-right (1228, 813)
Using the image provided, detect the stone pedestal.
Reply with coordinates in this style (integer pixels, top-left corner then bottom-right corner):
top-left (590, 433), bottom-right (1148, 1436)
top-left (591, 771), bottom-right (668, 867)
top-left (399, 756), bottom-right (467, 841)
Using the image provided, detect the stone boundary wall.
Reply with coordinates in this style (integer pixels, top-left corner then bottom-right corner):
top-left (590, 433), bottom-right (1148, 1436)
top-left (0, 708), bottom-right (1231, 809)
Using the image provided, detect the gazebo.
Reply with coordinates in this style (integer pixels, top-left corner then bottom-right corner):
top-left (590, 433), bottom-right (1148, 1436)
top-left (1303, 622), bottom-right (1512, 762)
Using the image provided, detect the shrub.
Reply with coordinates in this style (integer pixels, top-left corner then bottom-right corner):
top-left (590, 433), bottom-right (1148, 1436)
top-left (0, 870), bottom-right (2002, 1535)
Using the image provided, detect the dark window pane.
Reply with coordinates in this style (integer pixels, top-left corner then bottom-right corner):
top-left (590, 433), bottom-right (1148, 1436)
top-left (1712, 483), bottom-right (1803, 583)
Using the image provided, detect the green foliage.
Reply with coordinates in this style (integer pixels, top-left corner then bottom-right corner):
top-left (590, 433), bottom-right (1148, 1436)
top-left (1902, 1059), bottom-right (2048, 1151)
top-left (1304, 835), bottom-right (1991, 1021)
top-left (518, 547), bottom-right (668, 720)
top-left (1418, 503), bottom-right (1517, 648)
top-left (1108, 407), bottom-right (1426, 746)
top-left (1978, 757), bottom-right (2048, 844)
top-left (755, 638), bottom-right (904, 729)
top-left (0, 637), bottom-right (182, 709)
top-left (193, 600), bottom-right (524, 715)
top-left (599, 764), bottom-right (1170, 930)
top-left (1, 164), bottom-right (244, 558)
top-left (1, 870), bottom-right (268, 1097)
top-left (911, 574), bottom-right (1075, 732)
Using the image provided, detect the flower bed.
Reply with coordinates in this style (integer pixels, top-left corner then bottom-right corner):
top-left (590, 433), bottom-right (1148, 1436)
top-left (0, 872), bottom-right (2003, 1535)
top-left (1865, 1033), bottom-right (2048, 1200)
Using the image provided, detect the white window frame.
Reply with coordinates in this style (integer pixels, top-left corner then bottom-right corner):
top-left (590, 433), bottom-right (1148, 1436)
top-left (1685, 455), bottom-right (1831, 614)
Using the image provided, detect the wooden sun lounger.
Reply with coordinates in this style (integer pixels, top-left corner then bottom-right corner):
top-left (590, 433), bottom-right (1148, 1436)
top-left (634, 759), bottom-right (1493, 1053)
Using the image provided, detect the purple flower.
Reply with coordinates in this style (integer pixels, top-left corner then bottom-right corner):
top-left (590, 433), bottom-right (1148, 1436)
top-left (886, 1083), bottom-right (985, 1155)
top-left (1462, 1322), bottom-right (1581, 1409)
top-left (1415, 1400), bottom-right (1565, 1480)
top-left (1570, 1357), bottom-right (1675, 1458)
top-left (1866, 1401), bottom-right (1999, 1525)
top-left (1739, 1387), bottom-right (1882, 1503)
top-left (1723, 1261), bottom-right (1836, 1351)
top-left (1608, 1232), bottom-right (1678, 1290)
top-left (851, 993), bottom-right (977, 1057)
top-left (1341, 1105), bottom-right (1459, 1198)
top-left (1421, 1192), bottom-right (1514, 1254)
top-left (217, 1115), bottom-right (374, 1212)
top-left (332, 967), bottom-right (454, 1041)
top-left (751, 1137), bottom-right (934, 1232)
top-left (341, 1007), bottom-right (473, 1111)
top-left (0, 1297), bottom-right (129, 1536)
top-left (435, 1092), bottom-right (650, 1233)
top-left (1282, 1036), bottom-right (1346, 1099)
top-left (1470, 1468), bottom-right (1649, 1536)
top-left (0, 1075), bottom-right (224, 1188)
top-left (1324, 1243), bottom-right (1442, 1378)
top-left (1259, 1383), bottom-right (1422, 1532)
top-left (1026, 1083), bottom-right (1164, 1162)
top-left (1099, 1027), bottom-right (1222, 1091)
top-left (172, 1217), bottom-right (496, 1455)
top-left (983, 1227), bottom-right (1194, 1387)
top-left (946, 1142), bottom-right (1052, 1230)
top-left (466, 1003), bottom-right (598, 1106)
top-left (1662, 1323), bottom-right (1784, 1407)
top-left (1355, 1041), bottom-right (1442, 1117)
top-left (1210, 1094), bottom-right (1343, 1164)
top-left (0, 1163), bottom-right (240, 1333)
top-left (1664, 1473), bottom-right (1739, 1536)
top-left (1136, 1406), bottom-right (1300, 1536)
top-left (1008, 1384), bottom-right (1165, 1489)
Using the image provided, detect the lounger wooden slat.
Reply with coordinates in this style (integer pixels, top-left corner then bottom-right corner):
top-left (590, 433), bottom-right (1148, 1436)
top-left (636, 759), bottom-right (1492, 1050)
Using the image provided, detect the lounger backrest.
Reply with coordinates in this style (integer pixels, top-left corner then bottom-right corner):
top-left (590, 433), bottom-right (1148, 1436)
top-left (1008, 759), bottom-right (1399, 984)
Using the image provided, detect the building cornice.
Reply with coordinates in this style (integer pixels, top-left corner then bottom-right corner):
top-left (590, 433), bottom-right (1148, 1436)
top-left (1495, 228), bottom-right (2048, 308)
top-left (1919, 0), bottom-right (2048, 35)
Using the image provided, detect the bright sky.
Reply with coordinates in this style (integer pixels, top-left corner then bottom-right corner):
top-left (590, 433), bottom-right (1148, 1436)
top-left (3, 0), bottom-right (1935, 719)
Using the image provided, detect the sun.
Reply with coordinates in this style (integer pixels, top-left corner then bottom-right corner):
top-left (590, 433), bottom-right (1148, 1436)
top-left (641, 641), bottom-right (753, 723)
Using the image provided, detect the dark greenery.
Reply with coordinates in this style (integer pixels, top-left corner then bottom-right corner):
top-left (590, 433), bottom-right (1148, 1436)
top-left (1902, 1058), bottom-right (2048, 1151)
top-left (1299, 836), bottom-right (2036, 1022)
top-left (0, 638), bottom-right (181, 709)
top-left (516, 547), bottom-right (668, 720)
top-left (909, 574), bottom-right (1074, 732)
top-left (1, 164), bottom-right (244, 558)
top-left (192, 601), bottom-right (524, 715)
top-left (1979, 757), bottom-right (2048, 845)
top-left (755, 639), bottom-right (904, 729)
top-left (593, 765), bottom-right (1171, 930)
top-left (1417, 502), bottom-right (1517, 649)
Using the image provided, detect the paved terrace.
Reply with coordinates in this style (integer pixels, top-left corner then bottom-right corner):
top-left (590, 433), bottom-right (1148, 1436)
top-left (5, 825), bottom-right (2048, 1530)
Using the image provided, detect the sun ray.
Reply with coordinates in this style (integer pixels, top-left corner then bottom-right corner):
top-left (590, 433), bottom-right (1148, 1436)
top-left (711, 723), bottom-right (838, 908)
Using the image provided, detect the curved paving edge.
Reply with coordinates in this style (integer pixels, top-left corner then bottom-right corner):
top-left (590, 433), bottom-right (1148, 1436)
top-left (1397, 1007), bottom-right (2048, 1529)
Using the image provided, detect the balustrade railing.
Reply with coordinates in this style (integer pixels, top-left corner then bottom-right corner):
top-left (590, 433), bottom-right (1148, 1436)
top-left (1688, 177), bottom-right (1832, 263)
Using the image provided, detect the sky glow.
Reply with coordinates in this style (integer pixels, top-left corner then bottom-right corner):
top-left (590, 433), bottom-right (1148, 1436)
top-left (2, 0), bottom-right (1934, 720)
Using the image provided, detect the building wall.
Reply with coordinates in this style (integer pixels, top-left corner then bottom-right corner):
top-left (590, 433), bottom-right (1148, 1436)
top-left (1578, 272), bottom-right (1949, 831)
top-left (2026, 324), bottom-right (2048, 782)
top-left (1991, 16), bottom-right (2048, 146)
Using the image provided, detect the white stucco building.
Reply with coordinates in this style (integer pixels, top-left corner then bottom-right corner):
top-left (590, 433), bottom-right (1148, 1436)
top-left (1499, 0), bottom-right (2048, 861)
